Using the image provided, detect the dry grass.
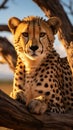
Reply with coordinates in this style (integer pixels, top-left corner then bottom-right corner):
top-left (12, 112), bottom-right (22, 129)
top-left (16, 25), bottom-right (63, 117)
top-left (0, 80), bottom-right (13, 130)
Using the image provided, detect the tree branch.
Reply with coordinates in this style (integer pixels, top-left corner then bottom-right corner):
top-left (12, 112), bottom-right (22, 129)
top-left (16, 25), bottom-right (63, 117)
top-left (0, 0), bottom-right (9, 9)
top-left (0, 37), bottom-right (17, 71)
top-left (0, 90), bottom-right (73, 130)
top-left (0, 25), bottom-right (10, 32)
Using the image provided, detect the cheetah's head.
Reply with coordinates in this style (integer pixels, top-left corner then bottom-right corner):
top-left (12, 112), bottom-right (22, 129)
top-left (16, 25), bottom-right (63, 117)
top-left (8, 16), bottom-right (61, 61)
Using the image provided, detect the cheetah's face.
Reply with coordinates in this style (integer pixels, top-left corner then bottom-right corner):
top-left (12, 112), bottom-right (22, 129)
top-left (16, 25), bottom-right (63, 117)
top-left (8, 16), bottom-right (61, 61)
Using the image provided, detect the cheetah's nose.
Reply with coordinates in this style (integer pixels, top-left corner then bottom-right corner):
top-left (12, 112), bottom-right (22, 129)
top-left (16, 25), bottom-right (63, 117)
top-left (30, 45), bottom-right (38, 51)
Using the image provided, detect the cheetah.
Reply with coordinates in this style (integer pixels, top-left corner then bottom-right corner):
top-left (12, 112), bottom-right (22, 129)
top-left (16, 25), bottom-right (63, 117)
top-left (8, 16), bottom-right (73, 114)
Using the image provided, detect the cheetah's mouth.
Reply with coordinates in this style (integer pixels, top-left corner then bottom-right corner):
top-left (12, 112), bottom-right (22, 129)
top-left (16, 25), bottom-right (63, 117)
top-left (24, 51), bottom-right (39, 60)
top-left (31, 52), bottom-right (37, 57)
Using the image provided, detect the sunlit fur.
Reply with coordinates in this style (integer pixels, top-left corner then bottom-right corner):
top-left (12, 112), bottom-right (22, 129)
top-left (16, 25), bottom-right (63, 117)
top-left (14, 17), bottom-right (54, 62)
top-left (11, 16), bottom-right (56, 73)
top-left (8, 16), bottom-right (73, 114)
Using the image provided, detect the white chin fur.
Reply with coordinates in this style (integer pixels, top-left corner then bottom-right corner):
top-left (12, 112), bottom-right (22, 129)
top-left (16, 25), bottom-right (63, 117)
top-left (25, 53), bottom-right (39, 60)
top-left (25, 52), bottom-right (46, 61)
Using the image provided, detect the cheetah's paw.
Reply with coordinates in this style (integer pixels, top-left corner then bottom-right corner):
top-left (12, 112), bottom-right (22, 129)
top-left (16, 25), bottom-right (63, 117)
top-left (28, 99), bottom-right (48, 114)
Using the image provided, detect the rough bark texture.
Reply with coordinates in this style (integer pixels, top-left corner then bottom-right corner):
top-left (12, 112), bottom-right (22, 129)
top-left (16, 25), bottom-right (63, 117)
top-left (0, 90), bottom-right (73, 130)
top-left (0, 0), bottom-right (73, 129)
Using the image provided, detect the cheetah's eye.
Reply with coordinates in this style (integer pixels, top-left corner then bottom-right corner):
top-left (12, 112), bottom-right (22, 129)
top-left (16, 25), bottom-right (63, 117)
top-left (40, 32), bottom-right (46, 38)
top-left (22, 32), bottom-right (29, 37)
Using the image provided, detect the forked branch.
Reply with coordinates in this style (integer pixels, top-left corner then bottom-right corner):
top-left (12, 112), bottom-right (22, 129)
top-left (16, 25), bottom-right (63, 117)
top-left (0, 0), bottom-right (9, 9)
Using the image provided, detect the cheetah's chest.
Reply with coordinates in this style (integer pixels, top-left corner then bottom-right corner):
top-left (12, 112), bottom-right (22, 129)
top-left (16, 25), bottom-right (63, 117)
top-left (23, 63), bottom-right (58, 100)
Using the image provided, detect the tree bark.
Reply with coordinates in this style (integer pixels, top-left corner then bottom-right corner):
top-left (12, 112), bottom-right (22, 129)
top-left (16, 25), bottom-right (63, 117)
top-left (0, 25), bottom-right (10, 32)
top-left (0, 37), bottom-right (17, 71)
top-left (0, 90), bottom-right (73, 130)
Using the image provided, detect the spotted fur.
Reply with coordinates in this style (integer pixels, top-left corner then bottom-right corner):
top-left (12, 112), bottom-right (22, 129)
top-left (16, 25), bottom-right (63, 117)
top-left (8, 16), bottom-right (73, 114)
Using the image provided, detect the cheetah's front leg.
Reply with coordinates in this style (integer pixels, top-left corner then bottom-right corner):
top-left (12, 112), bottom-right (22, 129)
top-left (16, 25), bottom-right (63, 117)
top-left (10, 57), bottom-right (27, 104)
top-left (10, 89), bottom-right (26, 105)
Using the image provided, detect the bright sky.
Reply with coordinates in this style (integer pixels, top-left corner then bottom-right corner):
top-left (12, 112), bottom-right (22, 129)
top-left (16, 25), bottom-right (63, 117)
top-left (0, 0), bottom-right (73, 80)
top-left (0, 0), bottom-right (45, 24)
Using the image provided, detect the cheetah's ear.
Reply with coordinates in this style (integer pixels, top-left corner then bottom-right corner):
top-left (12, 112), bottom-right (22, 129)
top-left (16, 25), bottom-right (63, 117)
top-left (47, 17), bottom-right (61, 34)
top-left (8, 17), bottom-right (21, 34)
